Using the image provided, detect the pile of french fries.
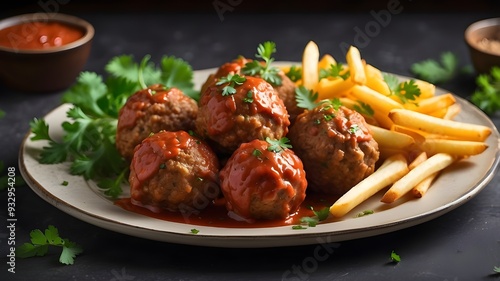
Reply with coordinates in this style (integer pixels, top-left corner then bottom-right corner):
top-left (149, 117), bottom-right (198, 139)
top-left (288, 41), bottom-right (492, 218)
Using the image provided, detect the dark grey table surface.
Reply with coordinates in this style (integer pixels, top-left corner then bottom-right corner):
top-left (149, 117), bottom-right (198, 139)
top-left (1, 8), bottom-right (500, 281)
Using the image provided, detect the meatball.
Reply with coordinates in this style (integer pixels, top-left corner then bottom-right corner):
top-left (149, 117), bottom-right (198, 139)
top-left (129, 130), bottom-right (220, 213)
top-left (195, 75), bottom-right (290, 154)
top-left (288, 104), bottom-right (379, 195)
top-left (273, 72), bottom-right (303, 123)
top-left (200, 57), bottom-right (302, 122)
top-left (219, 139), bottom-right (307, 221)
top-left (116, 85), bottom-right (198, 160)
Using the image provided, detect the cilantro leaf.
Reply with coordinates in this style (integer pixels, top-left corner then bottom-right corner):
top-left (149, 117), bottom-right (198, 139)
top-left (216, 74), bottom-right (246, 96)
top-left (494, 266), bottom-right (500, 274)
top-left (390, 250), bottom-right (401, 263)
top-left (319, 63), bottom-right (350, 80)
top-left (285, 65), bottom-right (302, 82)
top-left (17, 225), bottom-right (83, 265)
top-left (297, 206), bottom-right (330, 228)
top-left (295, 86), bottom-right (320, 110)
top-left (266, 137), bottom-right (292, 153)
top-left (159, 56), bottom-right (198, 100)
top-left (353, 101), bottom-right (375, 117)
top-left (242, 41), bottom-right (282, 86)
top-left (471, 66), bottom-right (500, 115)
top-left (411, 52), bottom-right (458, 84)
top-left (383, 73), bottom-right (421, 104)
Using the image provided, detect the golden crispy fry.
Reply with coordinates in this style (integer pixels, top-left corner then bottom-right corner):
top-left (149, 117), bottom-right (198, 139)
top-left (365, 76), bottom-right (391, 96)
top-left (442, 103), bottom-right (461, 120)
top-left (389, 109), bottom-right (492, 142)
top-left (414, 80), bottom-right (436, 99)
top-left (420, 138), bottom-right (488, 156)
top-left (408, 151), bottom-right (428, 170)
top-left (381, 153), bottom-right (455, 203)
top-left (351, 85), bottom-right (404, 113)
top-left (365, 64), bottom-right (383, 80)
top-left (346, 46), bottom-right (366, 85)
top-left (404, 93), bottom-right (456, 114)
top-left (412, 171), bottom-right (439, 198)
top-left (330, 154), bottom-right (409, 217)
top-left (316, 77), bottom-right (354, 100)
top-left (302, 41), bottom-right (320, 90)
top-left (318, 54), bottom-right (336, 71)
top-left (368, 125), bottom-right (415, 150)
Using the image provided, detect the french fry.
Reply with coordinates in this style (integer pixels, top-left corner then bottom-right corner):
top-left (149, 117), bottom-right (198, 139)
top-left (346, 46), bottom-right (366, 85)
top-left (381, 153), bottom-right (455, 203)
top-left (420, 138), bottom-right (488, 156)
top-left (442, 103), bottom-right (461, 120)
top-left (412, 171), bottom-right (439, 198)
top-left (404, 93), bottom-right (456, 114)
top-left (389, 108), bottom-right (492, 142)
top-left (330, 153), bottom-right (409, 217)
top-left (316, 77), bottom-right (354, 100)
top-left (368, 125), bottom-right (415, 150)
top-left (350, 85), bottom-right (404, 114)
top-left (365, 64), bottom-right (383, 80)
top-left (365, 76), bottom-right (391, 96)
top-left (414, 80), bottom-right (436, 99)
top-left (302, 41), bottom-right (320, 90)
top-left (318, 54), bottom-right (336, 71)
top-left (408, 151), bottom-right (428, 170)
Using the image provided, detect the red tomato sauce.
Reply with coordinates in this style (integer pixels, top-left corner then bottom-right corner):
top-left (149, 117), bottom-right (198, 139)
top-left (0, 21), bottom-right (84, 50)
top-left (115, 192), bottom-right (340, 228)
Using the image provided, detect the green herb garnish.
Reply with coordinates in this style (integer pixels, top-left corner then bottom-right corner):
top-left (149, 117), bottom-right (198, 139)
top-left (242, 41), bottom-right (282, 86)
top-left (216, 73), bottom-right (246, 96)
top-left (319, 63), bottom-right (350, 80)
top-left (266, 137), bottom-right (292, 153)
top-left (297, 206), bottom-right (330, 228)
top-left (383, 73), bottom-right (421, 104)
top-left (470, 66), bottom-right (500, 115)
top-left (190, 228), bottom-right (200, 234)
top-left (390, 250), bottom-right (401, 263)
top-left (353, 101), bottom-right (375, 117)
top-left (295, 86), bottom-right (320, 110)
top-left (411, 52), bottom-right (458, 84)
top-left (356, 210), bottom-right (374, 217)
top-left (17, 225), bottom-right (83, 265)
top-left (493, 266), bottom-right (500, 274)
top-left (285, 65), bottom-right (302, 82)
top-left (243, 90), bottom-right (254, 103)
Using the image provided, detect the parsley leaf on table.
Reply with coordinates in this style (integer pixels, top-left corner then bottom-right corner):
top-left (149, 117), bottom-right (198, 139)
top-left (494, 266), bottom-right (500, 274)
top-left (29, 55), bottom-right (197, 198)
top-left (411, 52), bottom-right (458, 84)
top-left (17, 225), bottom-right (83, 265)
top-left (470, 66), bottom-right (500, 115)
top-left (242, 41), bottom-right (282, 86)
top-left (390, 250), bottom-right (401, 263)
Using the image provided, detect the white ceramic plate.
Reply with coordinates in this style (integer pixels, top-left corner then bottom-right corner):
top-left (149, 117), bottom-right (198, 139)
top-left (19, 66), bottom-right (500, 248)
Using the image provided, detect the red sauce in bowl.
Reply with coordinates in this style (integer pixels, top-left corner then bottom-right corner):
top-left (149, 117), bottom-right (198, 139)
top-left (0, 21), bottom-right (84, 50)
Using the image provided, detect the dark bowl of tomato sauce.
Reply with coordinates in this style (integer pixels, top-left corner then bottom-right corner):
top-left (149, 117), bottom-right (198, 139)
top-left (0, 13), bottom-right (94, 92)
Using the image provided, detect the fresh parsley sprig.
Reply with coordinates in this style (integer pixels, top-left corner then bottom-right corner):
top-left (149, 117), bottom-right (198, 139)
top-left (285, 65), bottom-right (302, 82)
top-left (29, 55), bottom-right (197, 198)
top-left (293, 206), bottom-right (330, 229)
top-left (266, 137), bottom-right (292, 153)
top-left (383, 73), bottom-right (421, 104)
top-left (470, 66), bottom-right (500, 115)
top-left (411, 52), bottom-right (458, 84)
top-left (295, 86), bottom-right (320, 110)
top-left (242, 41), bottom-right (282, 86)
top-left (216, 74), bottom-right (246, 96)
top-left (319, 63), bottom-right (350, 80)
top-left (17, 225), bottom-right (83, 265)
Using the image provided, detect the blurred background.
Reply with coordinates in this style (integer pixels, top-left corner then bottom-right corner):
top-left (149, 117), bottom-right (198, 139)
top-left (3, 0), bottom-right (500, 15)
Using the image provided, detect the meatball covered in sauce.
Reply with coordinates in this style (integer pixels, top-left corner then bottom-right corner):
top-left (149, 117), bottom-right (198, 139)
top-left (219, 139), bottom-right (307, 221)
top-left (116, 85), bottom-right (198, 160)
top-left (288, 104), bottom-right (380, 195)
top-left (195, 75), bottom-right (290, 154)
top-left (129, 130), bottom-right (220, 213)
